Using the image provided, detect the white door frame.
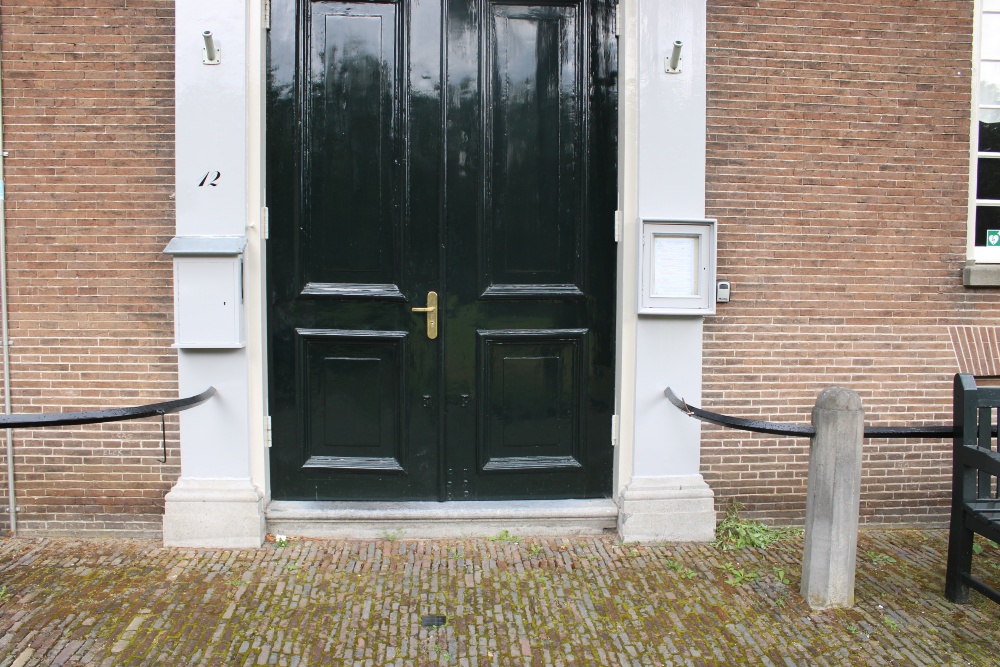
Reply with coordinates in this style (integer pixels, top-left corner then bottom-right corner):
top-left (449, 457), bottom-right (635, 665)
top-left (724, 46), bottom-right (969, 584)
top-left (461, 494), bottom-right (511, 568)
top-left (165, 0), bottom-right (715, 547)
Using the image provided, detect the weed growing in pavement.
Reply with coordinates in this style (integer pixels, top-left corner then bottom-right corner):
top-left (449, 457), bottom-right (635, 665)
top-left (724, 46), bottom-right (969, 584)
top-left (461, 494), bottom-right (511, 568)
top-left (663, 559), bottom-right (697, 579)
top-left (617, 540), bottom-right (641, 553)
top-left (866, 551), bottom-right (897, 565)
top-left (274, 534), bottom-right (289, 548)
top-left (527, 544), bottom-right (543, 557)
top-left (772, 566), bottom-right (790, 585)
top-left (884, 617), bottom-right (899, 631)
top-left (846, 624), bottom-right (859, 635)
top-left (0, 585), bottom-right (9, 603)
top-left (490, 530), bottom-right (519, 543)
top-left (973, 538), bottom-right (998, 555)
top-left (379, 529), bottom-right (404, 542)
top-left (719, 562), bottom-right (759, 586)
top-left (714, 500), bottom-right (801, 550)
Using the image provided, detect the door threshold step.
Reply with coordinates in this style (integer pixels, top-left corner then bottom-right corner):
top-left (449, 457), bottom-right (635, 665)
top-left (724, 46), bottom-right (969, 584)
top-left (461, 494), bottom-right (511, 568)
top-left (266, 499), bottom-right (619, 539)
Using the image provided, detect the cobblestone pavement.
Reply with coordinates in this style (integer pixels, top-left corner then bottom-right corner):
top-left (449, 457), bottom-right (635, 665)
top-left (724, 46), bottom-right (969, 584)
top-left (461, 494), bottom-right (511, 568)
top-left (0, 529), bottom-right (998, 666)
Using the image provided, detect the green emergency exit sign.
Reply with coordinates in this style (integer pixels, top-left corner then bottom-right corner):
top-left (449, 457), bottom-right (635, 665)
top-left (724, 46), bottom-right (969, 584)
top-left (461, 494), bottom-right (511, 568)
top-left (989, 230), bottom-right (1000, 247)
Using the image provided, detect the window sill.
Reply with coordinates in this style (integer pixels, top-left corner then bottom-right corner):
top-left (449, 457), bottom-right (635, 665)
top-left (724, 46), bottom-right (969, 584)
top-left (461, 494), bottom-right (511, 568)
top-left (963, 261), bottom-right (1000, 287)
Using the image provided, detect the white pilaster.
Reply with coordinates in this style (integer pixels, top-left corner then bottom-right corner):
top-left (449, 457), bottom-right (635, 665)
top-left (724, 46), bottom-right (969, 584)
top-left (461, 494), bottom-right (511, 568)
top-left (163, 479), bottom-right (265, 548)
top-left (618, 476), bottom-right (716, 542)
top-left (616, 0), bottom-right (715, 542)
top-left (163, 0), bottom-right (266, 548)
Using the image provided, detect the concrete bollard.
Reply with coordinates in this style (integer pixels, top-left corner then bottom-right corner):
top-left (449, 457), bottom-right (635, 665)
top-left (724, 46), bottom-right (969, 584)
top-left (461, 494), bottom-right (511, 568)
top-left (800, 387), bottom-right (864, 610)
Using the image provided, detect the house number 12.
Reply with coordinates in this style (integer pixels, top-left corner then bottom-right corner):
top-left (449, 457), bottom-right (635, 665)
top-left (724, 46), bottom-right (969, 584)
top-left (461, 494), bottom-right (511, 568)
top-left (198, 171), bottom-right (221, 187)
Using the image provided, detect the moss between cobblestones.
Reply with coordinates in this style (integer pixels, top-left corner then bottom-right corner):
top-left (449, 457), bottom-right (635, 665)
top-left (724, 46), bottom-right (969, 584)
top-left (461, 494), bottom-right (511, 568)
top-left (0, 531), bottom-right (998, 665)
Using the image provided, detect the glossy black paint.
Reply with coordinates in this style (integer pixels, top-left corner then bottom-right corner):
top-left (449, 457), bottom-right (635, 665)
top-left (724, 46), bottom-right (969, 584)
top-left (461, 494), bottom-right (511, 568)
top-left (945, 374), bottom-right (1000, 605)
top-left (267, 0), bottom-right (617, 500)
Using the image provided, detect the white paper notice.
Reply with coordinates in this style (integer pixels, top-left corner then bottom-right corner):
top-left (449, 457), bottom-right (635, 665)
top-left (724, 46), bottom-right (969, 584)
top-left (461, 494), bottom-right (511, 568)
top-left (652, 235), bottom-right (698, 297)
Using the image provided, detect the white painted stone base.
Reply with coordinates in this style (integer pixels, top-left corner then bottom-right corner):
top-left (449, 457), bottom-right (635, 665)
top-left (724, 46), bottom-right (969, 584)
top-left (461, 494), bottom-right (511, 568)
top-left (163, 478), bottom-right (266, 548)
top-left (267, 499), bottom-right (619, 539)
top-left (617, 475), bottom-right (716, 542)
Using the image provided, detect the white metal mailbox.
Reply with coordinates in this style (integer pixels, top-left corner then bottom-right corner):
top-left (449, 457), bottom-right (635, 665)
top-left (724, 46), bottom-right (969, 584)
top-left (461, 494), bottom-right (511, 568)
top-left (164, 236), bottom-right (247, 348)
top-left (638, 219), bottom-right (717, 315)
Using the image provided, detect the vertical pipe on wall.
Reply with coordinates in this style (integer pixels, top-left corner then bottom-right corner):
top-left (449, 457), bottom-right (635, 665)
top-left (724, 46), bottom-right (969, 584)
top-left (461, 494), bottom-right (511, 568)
top-left (0, 29), bottom-right (16, 536)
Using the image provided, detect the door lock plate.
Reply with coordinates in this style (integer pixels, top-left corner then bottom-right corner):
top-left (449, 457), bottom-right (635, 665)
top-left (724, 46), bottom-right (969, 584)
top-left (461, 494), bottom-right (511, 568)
top-left (411, 291), bottom-right (439, 339)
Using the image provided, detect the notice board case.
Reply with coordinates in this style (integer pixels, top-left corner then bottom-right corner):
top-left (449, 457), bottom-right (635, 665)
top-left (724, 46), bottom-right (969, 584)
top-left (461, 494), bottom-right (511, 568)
top-left (638, 218), bottom-right (717, 315)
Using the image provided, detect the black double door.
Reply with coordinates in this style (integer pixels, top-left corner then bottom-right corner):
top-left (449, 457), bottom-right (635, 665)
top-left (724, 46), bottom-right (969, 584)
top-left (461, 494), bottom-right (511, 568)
top-left (267, 0), bottom-right (617, 500)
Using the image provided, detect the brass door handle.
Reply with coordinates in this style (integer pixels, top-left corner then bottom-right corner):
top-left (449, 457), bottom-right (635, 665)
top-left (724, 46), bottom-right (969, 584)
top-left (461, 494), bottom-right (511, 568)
top-left (411, 291), bottom-right (438, 339)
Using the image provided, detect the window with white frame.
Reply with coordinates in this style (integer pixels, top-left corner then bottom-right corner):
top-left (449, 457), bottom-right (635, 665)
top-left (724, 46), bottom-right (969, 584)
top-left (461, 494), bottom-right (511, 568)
top-left (973, 0), bottom-right (1000, 262)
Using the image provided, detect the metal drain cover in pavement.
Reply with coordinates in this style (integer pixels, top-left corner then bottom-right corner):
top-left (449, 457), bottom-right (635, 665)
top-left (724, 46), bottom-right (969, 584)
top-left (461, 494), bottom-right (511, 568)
top-left (421, 615), bottom-right (447, 627)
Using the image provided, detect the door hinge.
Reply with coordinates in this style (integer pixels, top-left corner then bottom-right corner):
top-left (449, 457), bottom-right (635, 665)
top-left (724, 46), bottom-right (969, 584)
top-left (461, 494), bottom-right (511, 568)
top-left (265, 415), bottom-right (273, 448)
top-left (261, 206), bottom-right (269, 240)
top-left (614, 209), bottom-right (621, 243)
top-left (611, 414), bottom-right (618, 447)
top-left (263, 0), bottom-right (271, 30)
top-left (614, 3), bottom-right (620, 38)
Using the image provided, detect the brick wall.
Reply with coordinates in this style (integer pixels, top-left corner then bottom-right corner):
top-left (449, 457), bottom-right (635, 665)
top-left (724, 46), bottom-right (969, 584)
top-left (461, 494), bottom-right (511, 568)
top-left (0, 0), bottom-right (177, 536)
top-left (704, 0), bottom-right (988, 525)
top-left (0, 0), bottom-right (987, 534)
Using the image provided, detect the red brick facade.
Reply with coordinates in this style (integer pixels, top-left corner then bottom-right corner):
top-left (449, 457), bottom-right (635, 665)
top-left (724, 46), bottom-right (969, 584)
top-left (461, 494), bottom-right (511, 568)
top-left (0, 0), bottom-right (990, 534)
top-left (0, 0), bottom-right (177, 535)
top-left (704, 0), bottom-right (985, 525)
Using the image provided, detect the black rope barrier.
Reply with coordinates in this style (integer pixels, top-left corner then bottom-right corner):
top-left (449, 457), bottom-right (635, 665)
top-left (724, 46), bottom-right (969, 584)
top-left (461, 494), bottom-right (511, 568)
top-left (664, 387), bottom-right (960, 439)
top-left (0, 386), bottom-right (216, 429)
top-left (0, 387), bottom-right (216, 462)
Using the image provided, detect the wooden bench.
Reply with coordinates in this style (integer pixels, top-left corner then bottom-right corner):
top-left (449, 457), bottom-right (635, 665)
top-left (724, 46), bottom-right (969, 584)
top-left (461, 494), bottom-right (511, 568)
top-left (946, 373), bottom-right (1000, 604)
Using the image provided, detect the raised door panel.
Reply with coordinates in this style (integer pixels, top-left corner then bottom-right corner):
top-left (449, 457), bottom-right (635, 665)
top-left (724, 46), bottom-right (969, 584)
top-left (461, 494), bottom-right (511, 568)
top-left (482, 2), bottom-right (584, 298)
top-left (303, 2), bottom-right (405, 298)
top-left (477, 329), bottom-right (585, 472)
top-left (297, 329), bottom-right (408, 472)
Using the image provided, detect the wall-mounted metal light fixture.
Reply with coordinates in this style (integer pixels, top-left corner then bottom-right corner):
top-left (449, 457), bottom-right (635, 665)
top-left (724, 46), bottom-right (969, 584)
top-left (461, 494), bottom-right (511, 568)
top-left (202, 31), bottom-right (221, 65)
top-left (665, 41), bottom-right (683, 74)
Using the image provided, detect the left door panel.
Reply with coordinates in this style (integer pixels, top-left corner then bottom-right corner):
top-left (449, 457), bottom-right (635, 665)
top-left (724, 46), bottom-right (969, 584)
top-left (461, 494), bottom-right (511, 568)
top-left (268, 0), bottom-right (443, 500)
